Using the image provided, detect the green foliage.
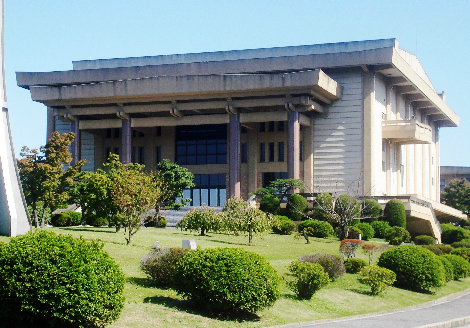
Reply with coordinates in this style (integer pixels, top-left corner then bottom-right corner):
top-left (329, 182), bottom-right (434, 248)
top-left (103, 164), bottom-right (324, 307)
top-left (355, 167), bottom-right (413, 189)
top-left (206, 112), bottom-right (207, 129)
top-left (153, 159), bottom-right (195, 212)
top-left (286, 260), bottom-right (329, 300)
top-left (27, 201), bottom-right (51, 227)
top-left (0, 230), bottom-right (125, 327)
top-left (356, 222), bottom-right (375, 240)
top-left (259, 194), bottom-right (280, 215)
top-left (450, 248), bottom-right (470, 262)
top-left (272, 216), bottom-right (296, 235)
top-left (177, 207), bottom-right (221, 236)
top-left (438, 256), bottom-right (454, 282)
top-left (383, 199), bottom-right (406, 228)
top-left (337, 226), bottom-right (362, 240)
top-left (359, 266), bottom-right (396, 295)
top-left (87, 215), bottom-right (108, 227)
top-left (361, 243), bottom-right (382, 265)
top-left (299, 253), bottom-right (346, 280)
top-left (344, 258), bottom-right (367, 274)
top-left (361, 199), bottom-right (382, 223)
top-left (441, 224), bottom-right (470, 244)
top-left (157, 216), bottom-right (167, 228)
top-left (313, 193), bottom-right (334, 222)
top-left (414, 235), bottom-right (436, 245)
top-left (451, 241), bottom-right (470, 249)
top-left (174, 248), bottom-right (280, 314)
top-left (440, 254), bottom-right (470, 280)
top-left (140, 247), bottom-right (189, 288)
top-left (255, 179), bottom-right (306, 201)
top-left (51, 212), bottom-right (72, 227)
top-left (371, 220), bottom-right (391, 239)
top-left (441, 179), bottom-right (470, 216)
top-left (297, 220), bottom-right (334, 238)
top-left (339, 239), bottom-right (363, 258)
top-left (384, 226), bottom-right (411, 245)
top-left (378, 245), bottom-right (446, 291)
top-left (285, 194), bottom-right (308, 221)
top-left (422, 244), bottom-right (454, 256)
top-left (334, 195), bottom-right (361, 239)
top-left (222, 196), bottom-right (275, 244)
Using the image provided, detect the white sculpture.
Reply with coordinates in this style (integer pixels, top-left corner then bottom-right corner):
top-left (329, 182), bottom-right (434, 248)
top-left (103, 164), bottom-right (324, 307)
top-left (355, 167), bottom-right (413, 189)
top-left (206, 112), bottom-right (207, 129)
top-left (0, 1), bottom-right (30, 236)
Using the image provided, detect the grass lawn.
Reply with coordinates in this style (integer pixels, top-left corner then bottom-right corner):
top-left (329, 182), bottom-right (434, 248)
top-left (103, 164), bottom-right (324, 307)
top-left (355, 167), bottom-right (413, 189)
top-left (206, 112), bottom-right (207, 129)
top-left (2, 227), bottom-right (470, 328)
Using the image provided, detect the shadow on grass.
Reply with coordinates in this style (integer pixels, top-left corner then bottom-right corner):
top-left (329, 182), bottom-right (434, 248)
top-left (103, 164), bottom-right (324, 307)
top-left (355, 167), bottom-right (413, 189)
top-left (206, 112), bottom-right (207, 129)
top-left (58, 227), bottom-right (116, 234)
top-left (144, 295), bottom-right (261, 322)
top-left (127, 276), bottom-right (157, 289)
top-left (349, 288), bottom-right (374, 296)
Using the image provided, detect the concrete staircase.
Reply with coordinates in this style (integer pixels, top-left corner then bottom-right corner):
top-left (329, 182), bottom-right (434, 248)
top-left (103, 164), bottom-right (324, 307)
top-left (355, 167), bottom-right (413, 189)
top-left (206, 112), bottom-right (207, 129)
top-left (160, 206), bottom-right (224, 227)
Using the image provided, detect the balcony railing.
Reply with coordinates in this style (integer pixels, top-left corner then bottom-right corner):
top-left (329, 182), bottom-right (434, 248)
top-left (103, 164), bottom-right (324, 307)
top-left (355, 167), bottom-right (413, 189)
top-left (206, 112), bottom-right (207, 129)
top-left (382, 120), bottom-right (432, 144)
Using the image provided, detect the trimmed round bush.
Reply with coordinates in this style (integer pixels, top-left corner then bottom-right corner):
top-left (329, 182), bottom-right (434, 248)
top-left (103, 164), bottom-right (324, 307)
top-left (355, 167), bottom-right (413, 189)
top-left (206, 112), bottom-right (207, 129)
top-left (414, 235), bottom-right (436, 245)
top-left (451, 241), bottom-right (470, 249)
top-left (298, 220), bottom-right (334, 238)
top-left (299, 253), bottom-right (345, 280)
top-left (286, 260), bottom-right (330, 300)
top-left (441, 225), bottom-right (470, 244)
top-left (384, 199), bottom-right (406, 228)
top-left (371, 220), bottom-right (391, 239)
top-left (0, 230), bottom-right (125, 327)
top-left (359, 265), bottom-right (396, 295)
top-left (384, 226), bottom-right (411, 245)
top-left (438, 256), bottom-right (454, 282)
top-left (378, 245), bottom-right (446, 291)
top-left (67, 211), bottom-right (83, 225)
top-left (356, 222), bottom-right (375, 240)
top-left (286, 194), bottom-right (308, 221)
top-left (273, 216), bottom-right (296, 235)
top-left (422, 244), bottom-right (454, 256)
top-left (259, 194), bottom-right (280, 215)
top-left (361, 199), bottom-right (382, 223)
top-left (344, 258), bottom-right (367, 274)
top-left (51, 212), bottom-right (72, 227)
top-left (140, 247), bottom-right (189, 288)
top-left (450, 247), bottom-right (470, 262)
top-left (174, 248), bottom-right (280, 314)
top-left (342, 226), bottom-right (362, 239)
top-left (87, 215), bottom-right (108, 227)
top-left (441, 254), bottom-right (470, 280)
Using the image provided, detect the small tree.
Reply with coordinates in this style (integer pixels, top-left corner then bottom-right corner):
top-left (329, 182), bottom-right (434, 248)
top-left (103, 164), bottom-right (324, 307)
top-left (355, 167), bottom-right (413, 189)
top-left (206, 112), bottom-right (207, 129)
top-left (222, 196), bottom-right (274, 244)
top-left (441, 179), bottom-right (470, 216)
top-left (339, 239), bottom-right (363, 258)
top-left (384, 199), bottom-right (406, 228)
top-left (361, 199), bottom-right (382, 223)
top-left (285, 194), bottom-right (308, 221)
top-left (255, 178), bottom-right (305, 201)
top-left (361, 243), bottom-right (381, 265)
top-left (177, 207), bottom-right (221, 236)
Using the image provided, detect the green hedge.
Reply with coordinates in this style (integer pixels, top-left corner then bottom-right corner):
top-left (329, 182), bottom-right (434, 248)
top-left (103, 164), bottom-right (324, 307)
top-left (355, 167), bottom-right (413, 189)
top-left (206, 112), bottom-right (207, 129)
top-left (422, 244), bottom-right (454, 256)
top-left (356, 222), bottom-right (375, 240)
top-left (384, 226), bottom-right (411, 245)
top-left (299, 253), bottom-right (345, 280)
top-left (384, 199), bottom-right (406, 228)
top-left (286, 260), bottom-right (329, 300)
top-left (140, 247), bottom-right (189, 288)
top-left (371, 220), bottom-right (391, 239)
top-left (297, 220), bottom-right (334, 238)
top-left (438, 256), bottom-right (454, 282)
top-left (174, 248), bottom-right (280, 314)
top-left (259, 194), bottom-right (280, 215)
top-left (344, 258), bottom-right (367, 274)
top-left (359, 265), bottom-right (396, 295)
top-left (440, 254), bottom-right (470, 280)
top-left (450, 247), bottom-right (470, 262)
top-left (414, 235), bottom-right (436, 245)
top-left (378, 245), bottom-right (446, 291)
top-left (273, 216), bottom-right (296, 235)
top-left (0, 230), bottom-right (125, 327)
top-left (441, 225), bottom-right (470, 244)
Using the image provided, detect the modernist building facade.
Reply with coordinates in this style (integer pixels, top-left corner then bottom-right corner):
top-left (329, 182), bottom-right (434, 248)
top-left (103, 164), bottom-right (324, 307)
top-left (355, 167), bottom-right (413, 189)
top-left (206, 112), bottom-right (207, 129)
top-left (17, 39), bottom-right (466, 241)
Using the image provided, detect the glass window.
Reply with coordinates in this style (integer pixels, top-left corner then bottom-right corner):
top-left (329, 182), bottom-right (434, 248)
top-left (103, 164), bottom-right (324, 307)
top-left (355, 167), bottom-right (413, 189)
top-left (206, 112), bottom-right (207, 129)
top-left (269, 142), bottom-right (275, 162)
top-left (156, 146), bottom-right (161, 164)
top-left (139, 147), bottom-right (145, 164)
top-left (268, 121), bottom-right (275, 132)
top-left (299, 141), bottom-right (303, 161)
top-left (260, 143), bottom-right (265, 162)
top-left (241, 143), bottom-right (247, 163)
top-left (278, 142), bottom-right (284, 162)
top-left (259, 122), bottom-right (265, 132)
top-left (184, 174), bottom-right (227, 206)
top-left (278, 121), bottom-right (285, 132)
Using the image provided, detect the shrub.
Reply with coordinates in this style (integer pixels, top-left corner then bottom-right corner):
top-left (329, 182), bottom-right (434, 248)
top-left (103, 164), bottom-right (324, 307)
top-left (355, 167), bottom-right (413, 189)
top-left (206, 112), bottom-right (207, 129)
top-left (87, 215), bottom-right (108, 227)
top-left (140, 247), bottom-right (189, 288)
top-left (361, 199), bottom-right (382, 223)
top-left (441, 254), bottom-right (470, 280)
top-left (384, 226), bottom-right (411, 245)
top-left (414, 235), bottom-right (436, 245)
top-left (66, 211), bottom-right (82, 225)
top-left (174, 248), bottom-right (280, 314)
top-left (371, 220), bottom-right (391, 239)
top-left (272, 216), bottom-right (296, 235)
top-left (344, 258), bottom-right (367, 274)
top-left (361, 243), bottom-right (382, 265)
top-left (441, 225), bottom-right (470, 244)
top-left (450, 248), bottom-right (470, 262)
top-left (158, 216), bottom-right (167, 228)
top-left (356, 222), bottom-right (375, 240)
top-left (359, 266), bottom-right (396, 295)
top-left (299, 253), bottom-right (346, 280)
top-left (51, 212), bottom-right (72, 227)
top-left (286, 260), bottom-right (329, 300)
top-left (298, 220), bottom-right (334, 238)
top-left (422, 244), bottom-right (454, 256)
top-left (286, 194), bottom-right (308, 221)
top-left (339, 239), bottom-right (363, 258)
top-left (0, 230), bottom-right (125, 327)
top-left (438, 256), bottom-right (454, 282)
top-left (259, 194), bottom-right (280, 215)
top-left (384, 199), bottom-right (406, 228)
top-left (378, 245), bottom-right (446, 291)
top-left (451, 241), bottom-right (470, 249)
top-left (177, 207), bottom-right (221, 236)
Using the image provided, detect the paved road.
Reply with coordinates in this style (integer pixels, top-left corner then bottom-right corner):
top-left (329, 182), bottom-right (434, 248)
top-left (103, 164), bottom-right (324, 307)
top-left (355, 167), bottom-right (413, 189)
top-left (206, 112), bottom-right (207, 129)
top-left (276, 289), bottom-right (470, 328)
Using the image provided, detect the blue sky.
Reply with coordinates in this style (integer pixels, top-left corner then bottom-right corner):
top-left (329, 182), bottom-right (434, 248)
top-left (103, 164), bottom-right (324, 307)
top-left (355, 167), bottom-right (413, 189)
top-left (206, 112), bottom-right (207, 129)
top-left (5, 0), bottom-right (470, 166)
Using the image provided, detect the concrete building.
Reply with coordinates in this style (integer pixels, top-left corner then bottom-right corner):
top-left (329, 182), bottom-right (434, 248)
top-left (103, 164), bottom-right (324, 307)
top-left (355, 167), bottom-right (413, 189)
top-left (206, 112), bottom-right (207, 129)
top-left (441, 166), bottom-right (470, 190)
top-left (17, 38), bottom-right (466, 241)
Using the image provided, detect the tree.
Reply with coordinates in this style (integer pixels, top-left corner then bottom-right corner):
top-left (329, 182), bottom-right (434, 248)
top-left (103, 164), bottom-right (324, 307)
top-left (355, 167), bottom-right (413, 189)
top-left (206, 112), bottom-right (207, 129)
top-left (176, 207), bottom-right (221, 236)
top-left (105, 154), bottom-right (158, 245)
top-left (383, 199), bottom-right (406, 228)
top-left (153, 159), bottom-right (195, 218)
top-left (441, 179), bottom-right (470, 216)
top-left (255, 179), bottom-right (305, 201)
top-left (18, 132), bottom-right (84, 229)
top-left (222, 196), bottom-right (275, 244)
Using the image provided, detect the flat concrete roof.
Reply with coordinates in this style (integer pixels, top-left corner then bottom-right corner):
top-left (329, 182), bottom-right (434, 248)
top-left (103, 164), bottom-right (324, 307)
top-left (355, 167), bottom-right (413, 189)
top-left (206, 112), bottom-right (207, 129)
top-left (441, 166), bottom-right (470, 175)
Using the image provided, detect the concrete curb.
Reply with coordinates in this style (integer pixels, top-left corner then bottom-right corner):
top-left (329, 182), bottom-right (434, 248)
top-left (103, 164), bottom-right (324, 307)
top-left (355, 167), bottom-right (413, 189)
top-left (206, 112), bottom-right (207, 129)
top-left (416, 316), bottom-right (470, 328)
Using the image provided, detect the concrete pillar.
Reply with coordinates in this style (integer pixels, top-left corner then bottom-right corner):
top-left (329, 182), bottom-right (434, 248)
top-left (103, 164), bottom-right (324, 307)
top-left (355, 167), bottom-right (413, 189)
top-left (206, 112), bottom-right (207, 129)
top-left (122, 118), bottom-right (132, 164)
top-left (247, 125), bottom-right (258, 193)
top-left (363, 72), bottom-right (375, 196)
top-left (303, 117), bottom-right (314, 192)
top-left (229, 113), bottom-right (241, 197)
top-left (46, 107), bottom-right (55, 142)
top-left (287, 111), bottom-right (300, 180)
top-left (70, 120), bottom-right (80, 165)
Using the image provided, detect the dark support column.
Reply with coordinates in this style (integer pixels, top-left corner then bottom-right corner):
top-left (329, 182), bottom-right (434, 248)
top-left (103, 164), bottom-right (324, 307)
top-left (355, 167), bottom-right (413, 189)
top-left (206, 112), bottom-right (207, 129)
top-left (287, 111), bottom-right (300, 180)
top-left (122, 118), bottom-right (132, 164)
top-left (229, 113), bottom-right (241, 198)
top-left (70, 120), bottom-right (80, 165)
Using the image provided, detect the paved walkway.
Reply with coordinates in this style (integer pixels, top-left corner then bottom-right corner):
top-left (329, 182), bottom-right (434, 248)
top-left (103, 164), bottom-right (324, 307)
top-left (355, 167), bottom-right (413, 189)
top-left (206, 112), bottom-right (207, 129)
top-left (274, 289), bottom-right (470, 328)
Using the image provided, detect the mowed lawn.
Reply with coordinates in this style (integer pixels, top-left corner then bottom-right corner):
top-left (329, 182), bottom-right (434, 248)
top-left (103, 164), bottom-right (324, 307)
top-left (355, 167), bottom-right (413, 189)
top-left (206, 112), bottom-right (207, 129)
top-left (1, 227), bottom-right (469, 328)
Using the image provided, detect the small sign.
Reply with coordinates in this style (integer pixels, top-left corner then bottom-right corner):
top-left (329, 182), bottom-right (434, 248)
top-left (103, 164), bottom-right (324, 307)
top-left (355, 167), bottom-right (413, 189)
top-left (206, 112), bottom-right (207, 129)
top-left (182, 239), bottom-right (197, 250)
